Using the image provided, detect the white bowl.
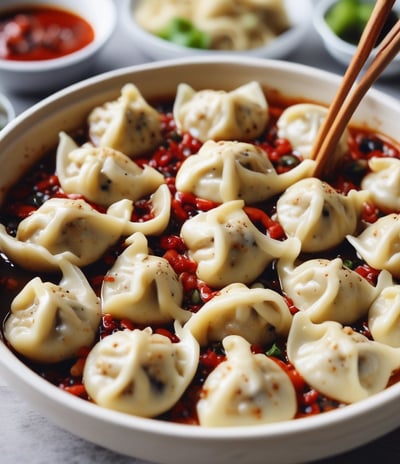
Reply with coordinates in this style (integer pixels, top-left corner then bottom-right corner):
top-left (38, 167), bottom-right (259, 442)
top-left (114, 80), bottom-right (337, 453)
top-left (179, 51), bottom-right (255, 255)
top-left (121, 0), bottom-right (312, 60)
top-left (0, 0), bottom-right (117, 94)
top-left (1, 57), bottom-right (400, 464)
top-left (313, 0), bottom-right (400, 77)
top-left (0, 93), bottom-right (15, 130)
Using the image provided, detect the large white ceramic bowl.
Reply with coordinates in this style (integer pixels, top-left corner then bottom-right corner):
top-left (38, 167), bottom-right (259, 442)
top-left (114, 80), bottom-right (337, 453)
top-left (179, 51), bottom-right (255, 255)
top-left (121, 0), bottom-right (312, 60)
top-left (1, 57), bottom-right (400, 464)
top-left (313, 0), bottom-right (400, 77)
top-left (0, 0), bottom-right (117, 94)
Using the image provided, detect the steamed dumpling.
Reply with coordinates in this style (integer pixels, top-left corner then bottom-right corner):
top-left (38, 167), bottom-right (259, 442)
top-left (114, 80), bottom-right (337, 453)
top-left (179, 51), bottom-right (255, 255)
top-left (108, 184), bottom-right (172, 237)
top-left (287, 312), bottom-right (400, 403)
top-left (4, 260), bottom-right (101, 363)
top-left (88, 83), bottom-right (162, 158)
top-left (361, 157), bottom-right (400, 212)
top-left (56, 132), bottom-right (164, 207)
top-left (278, 256), bottom-right (391, 325)
top-left (185, 283), bottom-right (292, 346)
top-left (181, 199), bottom-right (301, 287)
top-left (368, 285), bottom-right (400, 347)
top-left (197, 335), bottom-right (297, 427)
top-left (101, 232), bottom-right (190, 324)
top-left (277, 103), bottom-right (348, 162)
top-left (347, 214), bottom-right (400, 278)
top-left (175, 140), bottom-right (315, 204)
top-left (275, 177), bottom-right (369, 252)
top-left (83, 322), bottom-right (199, 417)
top-left (173, 82), bottom-right (269, 142)
top-left (0, 197), bottom-right (126, 271)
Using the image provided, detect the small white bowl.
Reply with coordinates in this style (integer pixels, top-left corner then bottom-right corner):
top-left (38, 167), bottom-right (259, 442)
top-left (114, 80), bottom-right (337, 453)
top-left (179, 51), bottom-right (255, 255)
top-left (0, 93), bottom-right (15, 130)
top-left (313, 0), bottom-right (400, 77)
top-left (121, 0), bottom-right (313, 61)
top-left (0, 0), bottom-right (117, 94)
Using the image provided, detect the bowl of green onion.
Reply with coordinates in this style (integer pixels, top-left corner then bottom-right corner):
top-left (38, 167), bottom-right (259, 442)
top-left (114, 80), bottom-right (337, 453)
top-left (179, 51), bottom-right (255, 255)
top-left (313, 0), bottom-right (400, 77)
top-left (121, 0), bottom-right (312, 60)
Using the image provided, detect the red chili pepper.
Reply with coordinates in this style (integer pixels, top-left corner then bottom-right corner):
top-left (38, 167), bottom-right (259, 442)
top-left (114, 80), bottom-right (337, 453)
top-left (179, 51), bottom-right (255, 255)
top-left (63, 384), bottom-right (87, 397)
top-left (354, 264), bottom-right (380, 285)
top-left (199, 350), bottom-right (226, 369)
top-left (180, 272), bottom-right (198, 291)
top-left (198, 282), bottom-right (217, 302)
top-left (159, 234), bottom-right (186, 252)
top-left (244, 206), bottom-right (285, 240)
top-left (361, 202), bottom-right (379, 223)
top-left (271, 358), bottom-right (306, 392)
top-left (155, 327), bottom-right (180, 342)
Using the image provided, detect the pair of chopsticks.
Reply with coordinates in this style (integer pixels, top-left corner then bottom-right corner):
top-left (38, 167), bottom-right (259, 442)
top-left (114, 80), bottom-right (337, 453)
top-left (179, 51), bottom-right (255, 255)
top-left (311, 0), bottom-right (400, 178)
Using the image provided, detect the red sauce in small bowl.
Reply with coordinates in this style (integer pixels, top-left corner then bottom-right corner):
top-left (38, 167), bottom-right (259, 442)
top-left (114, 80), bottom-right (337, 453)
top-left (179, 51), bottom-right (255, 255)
top-left (0, 5), bottom-right (95, 61)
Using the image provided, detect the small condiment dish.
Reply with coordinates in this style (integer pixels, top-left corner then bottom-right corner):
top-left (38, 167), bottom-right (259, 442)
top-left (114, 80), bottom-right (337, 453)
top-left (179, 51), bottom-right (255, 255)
top-left (0, 0), bottom-right (117, 94)
top-left (313, 0), bottom-right (400, 77)
top-left (121, 0), bottom-right (313, 61)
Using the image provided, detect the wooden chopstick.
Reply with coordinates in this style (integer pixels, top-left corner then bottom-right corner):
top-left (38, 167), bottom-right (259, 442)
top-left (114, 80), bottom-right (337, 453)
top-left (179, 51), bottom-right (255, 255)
top-left (311, 0), bottom-right (399, 178)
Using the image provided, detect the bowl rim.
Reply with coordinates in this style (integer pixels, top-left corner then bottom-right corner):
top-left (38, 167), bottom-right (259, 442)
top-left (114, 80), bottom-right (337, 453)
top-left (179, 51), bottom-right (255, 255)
top-left (1, 55), bottom-right (400, 444)
top-left (121, 0), bottom-right (313, 57)
top-left (0, 0), bottom-right (117, 71)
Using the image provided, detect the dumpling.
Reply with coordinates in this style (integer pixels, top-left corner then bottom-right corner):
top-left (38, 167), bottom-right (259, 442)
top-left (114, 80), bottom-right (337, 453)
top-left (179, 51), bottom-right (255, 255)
top-left (275, 177), bottom-right (369, 252)
top-left (197, 335), bottom-right (297, 427)
top-left (185, 282), bottom-right (292, 346)
top-left (134, 0), bottom-right (193, 33)
top-left (361, 157), bottom-right (400, 213)
top-left (4, 260), bottom-right (101, 363)
top-left (0, 197), bottom-right (126, 271)
top-left (347, 214), bottom-right (400, 278)
top-left (181, 199), bottom-right (301, 287)
top-left (287, 312), bottom-right (400, 403)
top-left (88, 83), bottom-right (162, 158)
top-left (193, 0), bottom-right (289, 51)
top-left (278, 255), bottom-right (391, 325)
top-left (101, 232), bottom-right (190, 324)
top-left (83, 322), bottom-right (199, 418)
top-left (56, 132), bottom-right (164, 207)
top-left (368, 285), bottom-right (400, 347)
top-left (107, 183), bottom-right (171, 236)
top-left (173, 81), bottom-right (269, 142)
top-left (175, 140), bottom-right (315, 204)
top-left (277, 103), bottom-right (348, 162)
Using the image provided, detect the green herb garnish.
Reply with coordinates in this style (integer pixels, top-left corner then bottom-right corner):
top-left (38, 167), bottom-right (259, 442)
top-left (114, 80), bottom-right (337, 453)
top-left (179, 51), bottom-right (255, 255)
top-left (325, 0), bottom-right (398, 45)
top-left (266, 343), bottom-right (282, 357)
top-left (157, 17), bottom-right (211, 50)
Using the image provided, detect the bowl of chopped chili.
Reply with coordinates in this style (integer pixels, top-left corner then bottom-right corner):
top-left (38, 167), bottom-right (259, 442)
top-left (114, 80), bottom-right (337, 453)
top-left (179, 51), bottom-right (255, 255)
top-left (0, 0), bottom-right (116, 94)
top-left (0, 56), bottom-right (400, 464)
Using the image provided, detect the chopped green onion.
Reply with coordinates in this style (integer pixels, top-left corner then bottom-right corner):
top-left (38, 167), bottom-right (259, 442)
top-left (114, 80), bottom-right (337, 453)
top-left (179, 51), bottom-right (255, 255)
top-left (266, 343), bottom-right (282, 357)
top-left (191, 288), bottom-right (201, 305)
top-left (343, 259), bottom-right (355, 269)
top-left (157, 17), bottom-right (211, 50)
top-left (325, 0), bottom-right (374, 45)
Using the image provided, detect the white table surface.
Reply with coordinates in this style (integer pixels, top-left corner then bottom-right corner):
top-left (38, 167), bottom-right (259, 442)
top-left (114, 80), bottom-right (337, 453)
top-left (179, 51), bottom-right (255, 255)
top-left (1, 2), bottom-right (400, 463)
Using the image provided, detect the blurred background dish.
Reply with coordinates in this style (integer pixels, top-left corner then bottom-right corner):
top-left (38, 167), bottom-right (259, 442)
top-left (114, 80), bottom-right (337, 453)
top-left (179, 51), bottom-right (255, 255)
top-left (313, 0), bottom-right (400, 77)
top-left (121, 0), bottom-right (313, 60)
top-left (0, 0), bottom-right (117, 94)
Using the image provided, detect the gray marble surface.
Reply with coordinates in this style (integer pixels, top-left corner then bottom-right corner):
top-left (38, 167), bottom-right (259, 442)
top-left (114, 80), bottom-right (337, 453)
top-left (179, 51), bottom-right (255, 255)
top-left (1, 1), bottom-right (400, 463)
